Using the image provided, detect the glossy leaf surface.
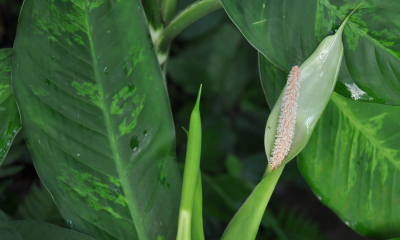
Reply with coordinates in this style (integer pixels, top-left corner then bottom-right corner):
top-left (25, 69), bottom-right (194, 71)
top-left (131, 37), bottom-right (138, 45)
top-left (16, 181), bottom-right (65, 227)
top-left (11, 221), bottom-right (95, 240)
top-left (12, 0), bottom-right (180, 239)
top-left (0, 210), bottom-right (21, 240)
top-left (222, 0), bottom-right (400, 105)
top-left (260, 55), bottom-right (400, 238)
top-left (1, 209), bottom-right (94, 240)
top-left (0, 48), bottom-right (20, 165)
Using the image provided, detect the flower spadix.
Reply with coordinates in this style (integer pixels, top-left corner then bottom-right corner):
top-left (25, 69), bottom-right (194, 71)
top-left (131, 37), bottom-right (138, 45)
top-left (265, 3), bottom-right (363, 171)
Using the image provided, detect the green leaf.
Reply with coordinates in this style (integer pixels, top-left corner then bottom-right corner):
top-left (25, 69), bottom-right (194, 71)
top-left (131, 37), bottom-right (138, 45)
top-left (261, 208), bottom-right (324, 240)
top-left (225, 154), bottom-right (242, 178)
top-left (260, 54), bottom-right (400, 239)
top-left (0, 165), bottom-right (24, 178)
top-left (0, 209), bottom-right (22, 240)
top-left (264, 9), bottom-right (354, 171)
top-left (168, 23), bottom-right (257, 109)
top-left (11, 221), bottom-right (95, 240)
top-left (176, 85), bottom-right (202, 240)
top-left (221, 0), bottom-right (400, 105)
top-left (0, 48), bottom-right (21, 165)
top-left (202, 174), bottom-right (252, 222)
top-left (221, 166), bottom-right (284, 240)
top-left (0, 209), bottom-right (95, 240)
top-left (12, 0), bottom-right (181, 240)
top-left (299, 93), bottom-right (400, 239)
top-left (16, 181), bottom-right (65, 227)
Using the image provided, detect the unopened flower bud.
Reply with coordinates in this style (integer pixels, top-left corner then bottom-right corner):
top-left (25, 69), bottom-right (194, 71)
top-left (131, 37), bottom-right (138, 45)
top-left (265, 3), bottom-right (363, 171)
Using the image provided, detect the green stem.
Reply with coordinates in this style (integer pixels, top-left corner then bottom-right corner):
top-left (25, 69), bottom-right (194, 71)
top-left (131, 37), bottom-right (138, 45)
top-left (176, 86), bottom-right (203, 240)
top-left (155, 0), bottom-right (223, 54)
top-left (161, 0), bottom-right (177, 22)
top-left (142, 0), bottom-right (163, 31)
top-left (221, 166), bottom-right (285, 240)
top-left (191, 173), bottom-right (205, 240)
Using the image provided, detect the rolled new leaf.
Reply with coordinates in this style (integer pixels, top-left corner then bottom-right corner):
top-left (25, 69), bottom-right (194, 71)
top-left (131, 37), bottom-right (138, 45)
top-left (265, 3), bottom-right (363, 172)
top-left (176, 85), bottom-right (203, 240)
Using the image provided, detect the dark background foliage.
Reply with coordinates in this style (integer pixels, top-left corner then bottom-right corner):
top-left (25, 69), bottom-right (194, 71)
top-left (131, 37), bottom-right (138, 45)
top-left (0, 0), bottom-right (373, 239)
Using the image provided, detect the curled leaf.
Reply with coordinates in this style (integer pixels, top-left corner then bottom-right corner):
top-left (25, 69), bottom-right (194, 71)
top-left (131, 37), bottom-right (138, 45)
top-left (265, 2), bottom-right (363, 171)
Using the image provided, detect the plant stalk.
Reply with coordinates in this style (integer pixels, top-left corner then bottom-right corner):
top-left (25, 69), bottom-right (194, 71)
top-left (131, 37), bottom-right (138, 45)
top-left (161, 0), bottom-right (177, 22)
top-left (142, 0), bottom-right (163, 31)
top-left (191, 173), bottom-right (205, 240)
top-left (221, 165), bottom-right (285, 240)
top-left (155, 0), bottom-right (223, 54)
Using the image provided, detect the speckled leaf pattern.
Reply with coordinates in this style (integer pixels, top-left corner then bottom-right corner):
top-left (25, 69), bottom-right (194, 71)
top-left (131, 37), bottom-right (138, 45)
top-left (260, 54), bottom-right (400, 239)
top-left (12, 1), bottom-right (181, 240)
top-left (222, 0), bottom-right (400, 105)
top-left (0, 48), bottom-right (21, 165)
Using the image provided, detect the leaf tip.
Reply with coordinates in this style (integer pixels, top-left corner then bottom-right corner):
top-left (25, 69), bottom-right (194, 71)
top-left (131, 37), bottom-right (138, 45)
top-left (337, 0), bottom-right (365, 34)
top-left (194, 84), bottom-right (202, 112)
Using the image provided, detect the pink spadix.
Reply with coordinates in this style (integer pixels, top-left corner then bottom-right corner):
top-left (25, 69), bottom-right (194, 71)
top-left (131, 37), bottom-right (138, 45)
top-left (270, 66), bottom-right (300, 171)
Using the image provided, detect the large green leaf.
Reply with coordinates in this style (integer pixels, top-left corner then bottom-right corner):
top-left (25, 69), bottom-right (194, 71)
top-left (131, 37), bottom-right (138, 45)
top-left (222, 0), bottom-right (400, 105)
top-left (12, 0), bottom-right (181, 240)
top-left (0, 209), bottom-right (21, 240)
top-left (260, 54), bottom-right (400, 239)
top-left (1, 209), bottom-right (95, 240)
top-left (299, 92), bottom-right (400, 239)
top-left (11, 221), bottom-right (95, 240)
top-left (0, 48), bottom-right (21, 165)
top-left (16, 181), bottom-right (65, 227)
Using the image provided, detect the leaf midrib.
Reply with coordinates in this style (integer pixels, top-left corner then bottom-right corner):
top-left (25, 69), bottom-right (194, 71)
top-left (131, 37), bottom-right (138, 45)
top-left (83, 3), bottom-right (146, 239)
top-left (331, 93), bottom-right (400, 170)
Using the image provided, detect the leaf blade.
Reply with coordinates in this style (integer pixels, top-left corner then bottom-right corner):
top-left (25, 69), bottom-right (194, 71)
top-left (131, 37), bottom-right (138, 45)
top-left (0, 48), bottom-right (21, 165)
top-left (259, 53), bottom-right (400, 238)
top-left (222, 0), bottom-right (400, 105)
top-left (12, 1), bottom-right (181, 240)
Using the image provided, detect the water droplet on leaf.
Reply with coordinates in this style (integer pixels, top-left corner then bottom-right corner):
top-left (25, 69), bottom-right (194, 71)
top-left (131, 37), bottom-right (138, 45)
top-left (45, 79), bottom-right (51, 86)
top-left (104, 67), bottom-right (108, 76)
top-left (143, 130), bottom-right (147, 136)
top-left (130, 136), bottom-right (139, 150)
top-left (66, 219), bottom-right (74, 228)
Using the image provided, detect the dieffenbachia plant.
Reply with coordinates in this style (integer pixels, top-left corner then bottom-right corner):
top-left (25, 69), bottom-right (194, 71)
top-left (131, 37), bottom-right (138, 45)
top-left (0, 0), bottom-right (399, 239)
top-left (220, 4), bottom-right (361, 239)
top-left (222, 0), bottom-right (400, 238)
top-left (265, 4), bottom-right (363, 171)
